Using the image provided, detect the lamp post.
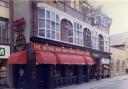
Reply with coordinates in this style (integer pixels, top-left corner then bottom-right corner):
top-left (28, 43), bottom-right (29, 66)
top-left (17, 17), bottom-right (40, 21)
top-left (81, 1), bottom-right (92, 22)
top-left (81, 2), bottom-right (87, 21)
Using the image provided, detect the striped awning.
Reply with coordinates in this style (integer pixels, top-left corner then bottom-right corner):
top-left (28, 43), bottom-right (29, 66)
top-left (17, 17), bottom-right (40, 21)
top-left (84, 56), bottom-right (94, 65)
top-left (8, 51), bottom-right (27, 64)
top-left (36, 51), bottom-right (57, 64)
top-left (56, 53), bottom-right (85, 65)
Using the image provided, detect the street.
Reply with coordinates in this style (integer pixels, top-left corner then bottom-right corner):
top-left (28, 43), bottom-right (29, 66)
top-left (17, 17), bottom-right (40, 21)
top-left (57, 75), bottom-right (128, 89)
top-left (91, 78), bottom-right (128, 89)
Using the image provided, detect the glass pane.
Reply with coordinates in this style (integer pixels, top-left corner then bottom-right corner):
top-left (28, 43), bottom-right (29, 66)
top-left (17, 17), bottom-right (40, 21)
top-left (74, 22), bottom-right (76, 28)
top-left (56, 23), bottom-right (60, 31)
top-left (74, 30), bottom-right (76, 36)
top-left (69, 37), bottom-right (73, 43)
top-left (0, 78), bottom-right (7, 85)
top-left (80, 25), bottom-right (82, 30)
top-left (68, 29), bottom-right (73, 36)
top-left (68, 24), bottom-right (73, 29)
top-left (38, 9), bottom-right (45, 18)
top-left (46, 10), bottom-right (50, 19)
top-left (46, 30), bottom-right (50, 38)
top-left (79, 32), bottom-right (82, 38)
top-left (0, 72), bottom-right (7, 77)
top-left (39, 29), bottom-right (45, 37)
top-left (77, 23), bottom-right (79, 29)
top-left (56, 14), bottom-right (59, 22)
top-left (76, 31), bottom-right (79, 37)
top-left (51, 12), bottom-right (55, 21)
top-left (46, 20), bottom-right (50, 29)
top-left (56, 32), bottom-right (60, 40)
top-left (74, 38), bottom-right (77, 44)
top-left (51, 31), bottom-right (55, 39)
top-left (77, 38), bottom-right (79, 44)
top-left (39, 19), bottom-right (45, 28)
top-left (51, 21), bottom-right (55, 30)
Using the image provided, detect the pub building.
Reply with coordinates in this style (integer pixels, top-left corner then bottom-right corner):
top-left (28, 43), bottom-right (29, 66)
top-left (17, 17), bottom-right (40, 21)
top-left (0, 0), bottom-right (10, 88)
top-left (8, 0), bottom-right (111, 89)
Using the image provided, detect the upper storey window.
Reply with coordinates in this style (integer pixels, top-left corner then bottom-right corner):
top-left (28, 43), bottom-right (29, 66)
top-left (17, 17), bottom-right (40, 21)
top-left (74, 22), bottom-right (83, 46)
top-left (38, 8), bottom-right (60, 40)
top-left (83, 28), bottom-right (91, 48)
top-left (98, 34), bottom-right (104, 51)
top-left (0, 21), bottom-right (9, 44)
top-left (61, 19), bottom-right (73, 43)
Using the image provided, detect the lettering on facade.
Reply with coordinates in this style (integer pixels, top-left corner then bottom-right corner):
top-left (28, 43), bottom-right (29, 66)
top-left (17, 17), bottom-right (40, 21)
top-left (31, 43), bottom-right (90, 55)
top-left (13, 17), bottom-right (25, 32)
top-left (0, 48), bottom-right (5, 56)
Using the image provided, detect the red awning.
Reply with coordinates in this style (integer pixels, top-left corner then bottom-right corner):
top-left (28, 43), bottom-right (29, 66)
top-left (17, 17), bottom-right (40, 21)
top-left (8, 51), bottom-right (27, 64)
top-left (56, 53), bottom-right (85, 65)
top-left (36, 51), bottom-right (57, 64)
top-left (84, 56), bottom-right (94, 65)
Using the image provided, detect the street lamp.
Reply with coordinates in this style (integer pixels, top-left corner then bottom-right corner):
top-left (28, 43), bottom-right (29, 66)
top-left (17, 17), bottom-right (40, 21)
top-left (81, 1), bottom-right (88, 21)
top-left (81, 1), bottom-right (92, 22)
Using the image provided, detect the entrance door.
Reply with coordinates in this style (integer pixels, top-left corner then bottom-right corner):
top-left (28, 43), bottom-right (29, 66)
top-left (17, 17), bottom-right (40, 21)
top-left (0, 60), bottom-right (7, 88)
top-left (13, 65), bottom-right (26, 89)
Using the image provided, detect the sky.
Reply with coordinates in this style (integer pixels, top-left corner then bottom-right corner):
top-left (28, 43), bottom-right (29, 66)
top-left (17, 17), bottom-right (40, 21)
top-left (91, 0), bottom-right (128, 35)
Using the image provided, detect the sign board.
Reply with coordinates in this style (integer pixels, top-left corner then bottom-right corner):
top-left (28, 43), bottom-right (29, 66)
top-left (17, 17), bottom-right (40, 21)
top-left (0, 45), bottom-right (10, 59)
top-left (13, 17), bottom-right (25, 33)
top-left (16, 33), bottom-right (26, 51)
top-left (31, 43), bottom-right (90, 56)
top-left (102, 58), bottom-right (110, 64)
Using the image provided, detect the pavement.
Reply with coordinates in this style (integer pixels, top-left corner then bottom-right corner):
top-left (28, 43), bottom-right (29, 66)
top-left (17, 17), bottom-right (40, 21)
top-left (56, 74), bottom-right (128, 89)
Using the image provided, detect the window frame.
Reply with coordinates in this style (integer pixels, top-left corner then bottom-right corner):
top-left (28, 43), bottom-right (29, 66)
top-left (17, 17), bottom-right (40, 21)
top-left (38, 8), bottom-right (61, 41)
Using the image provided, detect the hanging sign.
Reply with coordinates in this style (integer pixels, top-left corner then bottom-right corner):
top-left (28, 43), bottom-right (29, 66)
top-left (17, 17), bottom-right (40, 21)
top-left (16, 33), bottom-right (26, 51)
top-left (13, 17), bottom-right (25, 33)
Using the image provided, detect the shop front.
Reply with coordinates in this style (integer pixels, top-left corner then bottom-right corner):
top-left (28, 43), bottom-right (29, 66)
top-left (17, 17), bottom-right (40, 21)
top-left (7, 42), bottom-right (94, 89)
top-left (91, 52), bottom-right (111, 80)
top-left (101, 58), bottom-right (110, 78)
top-left (0, 45), bottom-right (10, 88)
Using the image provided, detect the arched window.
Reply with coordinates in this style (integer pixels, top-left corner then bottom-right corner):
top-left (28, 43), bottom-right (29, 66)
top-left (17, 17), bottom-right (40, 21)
top-left (116, 60), bottom-right (120, 72)
top-left (83, 28), bottom-right (91, 47)
top-left (122, 60), bottom-right (125, 71)
top-left (61, 19), bottom-right (73, 43)
top-left (98, 34), bottom-right (104, 51)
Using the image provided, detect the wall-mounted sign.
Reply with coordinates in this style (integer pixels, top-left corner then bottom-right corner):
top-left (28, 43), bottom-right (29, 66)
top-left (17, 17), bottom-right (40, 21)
top-left (16, 33), bottom-right (26, 51)
top-left (92, 53), bottom-right (100, 58)
top-left (31, 43), bottom-right (90, 56)
top-left (13, 17), bottom-right (25, 33)
top-left (0, 45), bottom-right (10, 59)
top-left (102, 58), bottom-right (110, 64)
top-left (13, 17), bottom-right (25, 26)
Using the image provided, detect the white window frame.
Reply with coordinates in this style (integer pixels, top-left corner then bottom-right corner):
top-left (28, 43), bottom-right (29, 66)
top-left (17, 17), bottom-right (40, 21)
top-left (38, 8), bottom-right (61, 41)
top-left (73, 22), bottom-right (83, 46)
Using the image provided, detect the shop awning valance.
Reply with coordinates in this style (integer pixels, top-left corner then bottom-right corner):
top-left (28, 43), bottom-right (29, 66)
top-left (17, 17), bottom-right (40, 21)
top-left (36, 51), bottom-right (57, 64)
top-left (56, 53), bottom-right (85, 65)
top-left (84, 56), bottom-right (94, 65)
top-left (8, 51), bottom-right (27, 64)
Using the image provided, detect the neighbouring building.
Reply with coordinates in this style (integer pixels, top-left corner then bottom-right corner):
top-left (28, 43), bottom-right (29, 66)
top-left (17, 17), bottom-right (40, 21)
top-left (110, 47), bottom-right (126, 77)
top-left (0, 0), bottom-right (10, 88)
top-left (8, 0), bottom-right (112, 89)
top-left (110, 32), bottom-right (128, 77)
